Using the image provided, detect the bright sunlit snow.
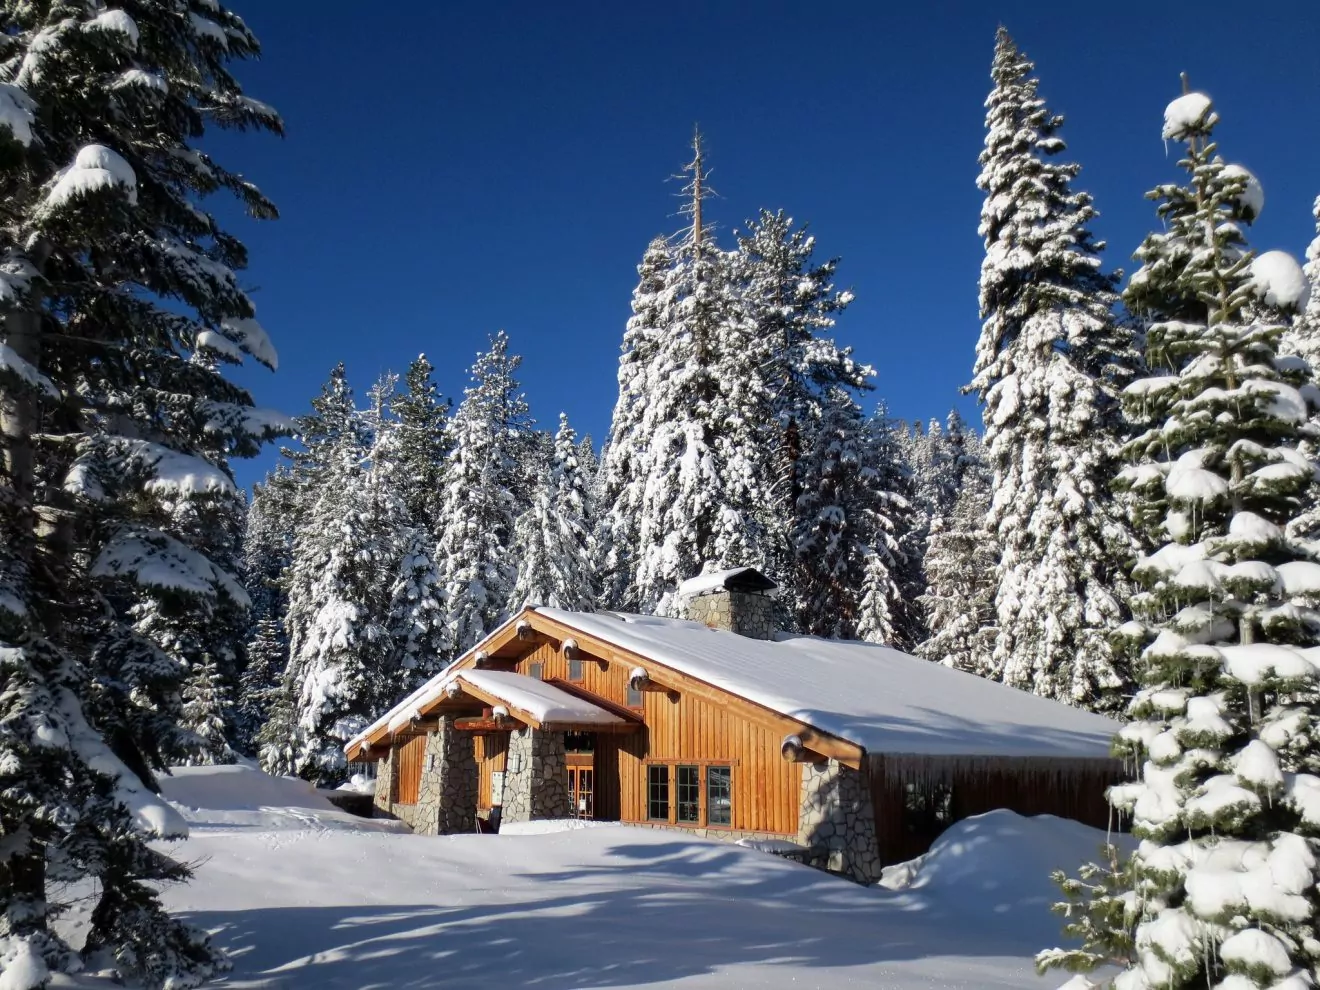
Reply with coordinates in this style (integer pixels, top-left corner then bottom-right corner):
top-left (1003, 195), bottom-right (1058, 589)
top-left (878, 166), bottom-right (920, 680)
top-left (60, 764), bottom-right (1124, 990)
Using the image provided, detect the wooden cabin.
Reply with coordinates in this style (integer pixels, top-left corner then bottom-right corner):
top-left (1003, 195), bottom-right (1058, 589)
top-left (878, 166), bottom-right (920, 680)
top-left (345, 568), bottom-right (1122, 881)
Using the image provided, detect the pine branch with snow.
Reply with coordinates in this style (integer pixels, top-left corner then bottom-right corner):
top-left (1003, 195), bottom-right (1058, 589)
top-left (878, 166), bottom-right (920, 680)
top-left (1047, 89), bottom-right (1320, 990)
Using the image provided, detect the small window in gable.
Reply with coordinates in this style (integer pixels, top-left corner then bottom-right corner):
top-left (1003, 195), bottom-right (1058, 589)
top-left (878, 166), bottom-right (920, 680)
top-left (568, 657), bottom-right (583, 681)
top-left (529, 662), bottom-right (543, 680)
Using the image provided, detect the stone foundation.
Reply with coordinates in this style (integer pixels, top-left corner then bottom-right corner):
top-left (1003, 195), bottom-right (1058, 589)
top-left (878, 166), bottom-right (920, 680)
top-left (501, 727), bottom-right (569, 823)
top-left (411, 717), bottom-right (478, 835)
top-left (798, 759), bottom-right (882, 883)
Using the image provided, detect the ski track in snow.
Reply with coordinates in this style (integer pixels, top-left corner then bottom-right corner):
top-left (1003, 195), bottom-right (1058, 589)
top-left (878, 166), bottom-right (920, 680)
top-left (106, 766), bottom-right (1094, 990)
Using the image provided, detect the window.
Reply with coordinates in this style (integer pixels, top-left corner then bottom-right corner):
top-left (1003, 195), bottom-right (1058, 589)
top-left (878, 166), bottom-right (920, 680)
top-left (706, 766), bottom-right (732, 826)
top-left (676, 766), bottom-right (700, 823)
top-left (563, 731), bottom-right (595, 754)
top-left (528, 662), bottom-right (543, 680)
top-left (647, 765), bottom-right (670, 821)
top-left (568, 657), bottom-right (583, 681)
top-left (626, 683), bottom-right (644, 708)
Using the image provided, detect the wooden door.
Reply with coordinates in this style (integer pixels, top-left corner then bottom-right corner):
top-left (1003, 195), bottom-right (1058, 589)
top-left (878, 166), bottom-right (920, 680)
top-left (568, 764), bottom-right (594, 819)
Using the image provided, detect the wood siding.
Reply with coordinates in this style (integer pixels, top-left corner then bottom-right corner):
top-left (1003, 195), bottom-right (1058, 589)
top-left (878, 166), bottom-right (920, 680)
top-left (511, 640), bottom-right (799, 835)
top-left (396, 733), bottom-right (427, 805)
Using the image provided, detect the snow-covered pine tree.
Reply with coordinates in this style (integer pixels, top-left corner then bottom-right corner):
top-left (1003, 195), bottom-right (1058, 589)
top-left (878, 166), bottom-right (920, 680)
top-left (969, 28), bottom-right (1140, 710)
top-left (271, 375), bottom-right (407, 783)
top-left (599, 133), bottom-right (781, 614)
top-left (179, 654), bottom-right (234, 766)
top-left (0, 4), bottom-right (284, 987)
top-left (731, 209), bottom-right (870, 604)
top-left (915, 464), bottom-right (999, 673)
top-left (392, 353), bottom-right (452, 537)
top-left (598, 236), bottom-right (673, 611)
top-left (512, 414), bottom-right (599, 611)
top-left (1043, 89), bottom-right (1320, 990)
top-left (791, 389), bottom-right (907, 642)
top-left (858, 410), bottom-right (922, 647)
top-left (381, 370), bottom-right (448, 685)
top-left (433, 332), bottom-right (534, 653)
top-left (234, 474), bottom-right (295, 752)
top-left (1282, 196), bottom-right (1320, 368)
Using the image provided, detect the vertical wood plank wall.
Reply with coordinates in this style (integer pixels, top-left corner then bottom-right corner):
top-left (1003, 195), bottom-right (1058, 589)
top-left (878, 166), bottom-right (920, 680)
top-left (511, 640), bottom-right (799, 835)
top-left (396, 733), bottom-right (427, 805)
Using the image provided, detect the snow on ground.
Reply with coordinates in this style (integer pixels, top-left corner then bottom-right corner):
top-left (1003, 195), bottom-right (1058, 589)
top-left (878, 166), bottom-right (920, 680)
top-left (123, 766), bottom-right (1120, 990)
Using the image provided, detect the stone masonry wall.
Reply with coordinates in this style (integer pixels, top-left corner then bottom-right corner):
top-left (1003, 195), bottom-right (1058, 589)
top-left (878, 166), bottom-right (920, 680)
top-left (798, 759), bottom-right (883, 883)
top-left (685, 590), bottom-right (776, 640)
top-left (372, 750), bottom-right (397, 817)
top-left (501, 727), bottom-right (569, 824)
top-left (412, 717), bottom-right (478, 835)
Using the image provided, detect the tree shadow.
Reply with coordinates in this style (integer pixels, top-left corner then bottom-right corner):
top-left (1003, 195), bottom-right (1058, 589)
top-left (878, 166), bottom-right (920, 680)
top-left (183, 837), bottom-right (1049, 990)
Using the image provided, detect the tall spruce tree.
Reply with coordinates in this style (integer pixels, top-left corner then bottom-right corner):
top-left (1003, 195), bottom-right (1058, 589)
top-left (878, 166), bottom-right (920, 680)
top-left (1044, 90), bottom-right (1320, 990)
top-left (392, 353), bottom-right (451, 537)
top-left (433, 332), bottom-right (533, 653)
top-left (0, 4), bottom-right (283, 987)
top-left (512, 414), bottom-right (599, 611)
top-left (269, 376), bottom-right (407, 784)
top-left (598, 236), bottom-right (673, 611)
top-left (599, 134), bottom-right (781, 615)
top-left (969, 28), bottom-right (1140, 710)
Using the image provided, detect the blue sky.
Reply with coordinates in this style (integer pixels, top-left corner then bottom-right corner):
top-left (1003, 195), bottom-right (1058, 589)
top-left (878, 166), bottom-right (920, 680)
top-left (212, 1), bottom-right (1320, 489)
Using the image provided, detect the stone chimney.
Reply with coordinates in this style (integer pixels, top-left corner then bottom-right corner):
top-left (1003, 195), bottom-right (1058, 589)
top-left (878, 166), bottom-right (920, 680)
top-left (678, 567), bottom-right (779, 641)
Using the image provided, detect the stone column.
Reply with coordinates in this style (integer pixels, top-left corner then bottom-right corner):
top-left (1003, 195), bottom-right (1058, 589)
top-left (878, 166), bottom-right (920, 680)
top-left (412, 717), bottom-right (478, 835)
top-left (372, 749), bottom-right (398, 817)
top-left (798, 759), bottom-right (882, 883)
top-left (501, 727), bottom-right (569, 824)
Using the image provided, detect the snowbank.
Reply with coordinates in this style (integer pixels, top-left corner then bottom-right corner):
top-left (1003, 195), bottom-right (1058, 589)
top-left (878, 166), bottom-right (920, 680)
top-left (138, 765), bottom-right (1078, 989)
top-left (880, 810), bottom-right (1134, 936)
top-left (159, 763), bottom-right (404, 833)
top-left (498, 817), bottom-right (622, 835)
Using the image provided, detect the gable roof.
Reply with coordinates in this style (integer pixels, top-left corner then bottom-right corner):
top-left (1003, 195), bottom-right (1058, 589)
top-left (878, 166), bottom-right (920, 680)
top-left (458, 670), bottom-right (627, 728)
top-left (347, 606), bottom-right (1122, 762)
top-left (537, 609), bottom-right (1120, 759)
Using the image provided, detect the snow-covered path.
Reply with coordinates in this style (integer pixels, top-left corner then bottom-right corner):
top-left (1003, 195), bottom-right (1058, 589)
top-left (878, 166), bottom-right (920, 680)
top-left (148, 766), bottom-right (1096, 990)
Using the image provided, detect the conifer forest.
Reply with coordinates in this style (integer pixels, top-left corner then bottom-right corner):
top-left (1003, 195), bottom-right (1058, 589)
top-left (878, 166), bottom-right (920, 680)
top-left (3, 4), bottom-right (1320, 990)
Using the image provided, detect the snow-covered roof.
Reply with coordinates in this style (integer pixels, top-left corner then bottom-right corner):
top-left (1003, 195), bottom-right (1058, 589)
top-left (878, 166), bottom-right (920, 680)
top-left (676, 567), bottom-right (778, 598)
top-left (537, 609), bottom-right (1120, 759)
top-left (458, 670), bottom-right (626, 726)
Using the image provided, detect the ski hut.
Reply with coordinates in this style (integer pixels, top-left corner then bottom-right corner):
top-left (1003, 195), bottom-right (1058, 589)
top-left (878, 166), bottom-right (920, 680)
top-left (346, 568), bottom-right (1122, 881)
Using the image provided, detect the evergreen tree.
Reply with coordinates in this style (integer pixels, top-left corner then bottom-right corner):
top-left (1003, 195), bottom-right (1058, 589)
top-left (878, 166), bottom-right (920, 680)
top-left (234, 475), bottom-right (295, 752)
top-left (1282, 196), bottom-right (1320, 368)
top-left (1045, 90), bottom-right (1320, 990)
top-left (969, 28), bottom-right (1140, 710)
top-left (915, 471), bottom-right (999, 673)
top-left (392, 353), bottom-right (452, 536)
top-left (731, 209), bottom-right (870, 604)
top-left (179, 655), bottom-right (234, 766)
top-left (792, 390), bottom-right (908, 643)
top-left (237, 615), bottom-right (286, 755)
top-left (512, 414), bottom-right (599, 611)
top-left (433, 332), bottom-right (533, 653)
top-left (858, 411), bottom-right (922, 647)
top-left (598, 236), bottom-right (673, 611)
top-left (599, 133), bottom-right (779, 615)
top-left (270, 375), bottom-right (406, 783)
top-left (0, 4), bottom-right (282, 986)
